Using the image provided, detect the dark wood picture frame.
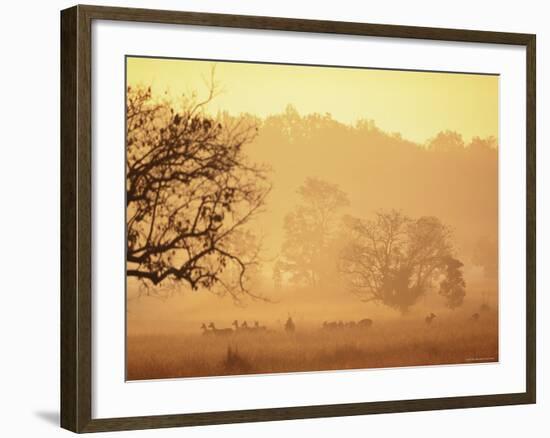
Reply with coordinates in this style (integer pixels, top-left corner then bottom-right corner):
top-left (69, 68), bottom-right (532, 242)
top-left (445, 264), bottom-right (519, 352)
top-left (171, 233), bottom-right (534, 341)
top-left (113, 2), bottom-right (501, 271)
top-left (61, 4), bottom-right (536, 433)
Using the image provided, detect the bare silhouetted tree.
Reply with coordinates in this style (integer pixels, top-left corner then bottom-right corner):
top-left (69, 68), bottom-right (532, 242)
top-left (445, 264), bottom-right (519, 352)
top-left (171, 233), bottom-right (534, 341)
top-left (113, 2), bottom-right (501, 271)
top-left (126, 81), bottom-right (270, 300)
top-left (275, 178), bottom-right (349, 287)
top-left (340, 210), bottom-right (465, 313)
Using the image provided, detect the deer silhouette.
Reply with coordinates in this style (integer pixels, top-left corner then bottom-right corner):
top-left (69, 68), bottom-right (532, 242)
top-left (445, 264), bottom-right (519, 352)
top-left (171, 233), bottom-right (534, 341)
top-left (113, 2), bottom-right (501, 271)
top-left (284, 316), bottom-right (295, 333)
top-left (207, 322), bottom-right (233, 336)
top-left (322, 321), bottom-right (338, 330)
top-left (232, 320), bottom-right (255, 332)
top-left (480, 290), bottom-right (491, 312)
top-left (358, 318), bottom-right (373, 328)
top-left (200, 323), bottom-right (213, 336)
top-left (425, 313), bottom-right (437, 325)
top-left (232, 320), bottom-right (245, 331)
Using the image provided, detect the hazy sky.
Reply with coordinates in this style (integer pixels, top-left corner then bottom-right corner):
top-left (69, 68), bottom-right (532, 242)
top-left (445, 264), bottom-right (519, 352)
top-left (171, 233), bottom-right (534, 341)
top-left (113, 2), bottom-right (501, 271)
top-left (126, 56), bottom-right (498, 145)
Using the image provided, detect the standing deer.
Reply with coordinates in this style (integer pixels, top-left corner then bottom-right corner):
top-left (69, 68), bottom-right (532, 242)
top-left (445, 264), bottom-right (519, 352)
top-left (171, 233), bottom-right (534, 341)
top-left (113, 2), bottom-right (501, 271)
top-left (480, 289), bottom-right (491, 312)
top-left (207, 322), bottom-right (233, 336)
top-left (200, 323), bottom-right (213, 336)
top-left (323, 321), bottom-right (338, 330)
top-left (358, 318), bottom-right (373, 328)
top-left (285, 316), bottom-right (295, 333)
top-left (254, 321), bottom-right (267, 331)
top-left (232, 320), bottom-right (249, 332)
top-left (425, 313), bottom-right (437, 325)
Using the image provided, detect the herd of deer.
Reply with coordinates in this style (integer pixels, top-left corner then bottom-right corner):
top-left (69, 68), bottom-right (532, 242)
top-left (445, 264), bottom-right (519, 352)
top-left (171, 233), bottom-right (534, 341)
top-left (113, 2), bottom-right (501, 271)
top-left (200, 317), bottom-right (298, 336)
top-left (322, 312), bottom-right (483, 330)
top-left (201, 312), bottom-right (484, 336)
top-left (200, 320), bottom-right (271, 336)
top-left (322, 318), bottom-right (373, 330)
top-left (425, 312), bottom-right (483, 325)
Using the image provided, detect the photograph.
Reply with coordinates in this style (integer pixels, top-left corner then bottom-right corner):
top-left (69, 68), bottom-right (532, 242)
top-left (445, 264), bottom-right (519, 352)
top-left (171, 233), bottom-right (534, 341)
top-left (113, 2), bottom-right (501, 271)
top-left (125, 56), bottom-right (500, 381)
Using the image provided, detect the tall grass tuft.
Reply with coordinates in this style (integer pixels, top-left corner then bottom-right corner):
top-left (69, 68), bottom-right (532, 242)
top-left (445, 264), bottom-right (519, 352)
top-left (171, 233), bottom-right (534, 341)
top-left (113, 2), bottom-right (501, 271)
top-left (222, 345), bottom-right (253, 374)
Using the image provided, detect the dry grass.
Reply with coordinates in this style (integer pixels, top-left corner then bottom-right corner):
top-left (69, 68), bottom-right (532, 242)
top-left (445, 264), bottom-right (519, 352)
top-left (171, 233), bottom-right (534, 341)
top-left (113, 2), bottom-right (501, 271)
top-left (126, 311), bottom-right (498, 380)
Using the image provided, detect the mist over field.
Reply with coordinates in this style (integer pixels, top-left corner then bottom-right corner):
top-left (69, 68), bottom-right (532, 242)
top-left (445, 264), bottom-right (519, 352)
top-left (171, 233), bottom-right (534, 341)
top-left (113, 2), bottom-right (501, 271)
top-left (126, 58), bottom-right (498, 380)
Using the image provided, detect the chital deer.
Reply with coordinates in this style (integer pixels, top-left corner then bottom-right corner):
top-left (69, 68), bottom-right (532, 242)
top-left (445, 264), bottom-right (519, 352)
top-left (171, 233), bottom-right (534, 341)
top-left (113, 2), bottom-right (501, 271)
top-left (200, 323), bottom-right (213, 336)
top-left (285, 316), bottom-right (295, 333)
top-left (232, 320), bottom-right (245, 332)
top-left (207, 322), bottom-right (233, 336)
top-left (358, 318), bottom-right (373, 328)
top-left (323, 321), bottom-right (338, 330)
top-left (425, 313), bottom-right (437, 325)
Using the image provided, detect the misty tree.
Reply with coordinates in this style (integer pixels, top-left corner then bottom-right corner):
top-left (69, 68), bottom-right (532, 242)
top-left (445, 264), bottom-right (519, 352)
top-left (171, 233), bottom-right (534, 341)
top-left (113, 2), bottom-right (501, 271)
top-left (275, 178), bottom-right (349, 287)
top-left (472, 236), bottom-right (498, 279)
top-left (469, 135), bottom-right (497, 152)
top-left (340, 210), bottom-right (466, 313)
top-left (126, 82), bottom-right (270, 300)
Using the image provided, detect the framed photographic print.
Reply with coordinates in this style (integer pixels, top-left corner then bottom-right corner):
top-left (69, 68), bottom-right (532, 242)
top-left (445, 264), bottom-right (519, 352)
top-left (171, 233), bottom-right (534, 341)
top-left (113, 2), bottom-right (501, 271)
top-left (60, 4), bottom-right (536, 433)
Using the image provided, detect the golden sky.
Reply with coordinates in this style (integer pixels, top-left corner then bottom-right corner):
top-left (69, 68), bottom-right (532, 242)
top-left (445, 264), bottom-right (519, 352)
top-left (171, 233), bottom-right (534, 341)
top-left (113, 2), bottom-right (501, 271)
top-left (126, 56), bottom-right (498, 144)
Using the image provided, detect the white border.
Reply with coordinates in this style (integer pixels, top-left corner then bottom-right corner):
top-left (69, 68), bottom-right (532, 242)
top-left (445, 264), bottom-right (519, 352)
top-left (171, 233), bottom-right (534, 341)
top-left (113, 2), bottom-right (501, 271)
top-left (92, 20), bottom-right (526, 419)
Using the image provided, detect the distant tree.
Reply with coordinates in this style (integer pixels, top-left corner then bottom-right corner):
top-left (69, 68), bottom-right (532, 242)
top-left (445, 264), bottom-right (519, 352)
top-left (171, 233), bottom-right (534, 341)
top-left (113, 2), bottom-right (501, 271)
top-left (472, 235), bottom-right (498, 279)
top-left (276, 178), bottom-right (349, 287)
top-left (126, 82), bottom-right (270, 300)
top-left (438, 257), bottom-right (466, 308)
top-left (340, 210), bottom-right (466, 313)
top-left (427, 130), bottom-right (465, 152)
top-left (469, 135), bottom-right (497, 151)
top-left (280, 104), bottom-right (303, 143)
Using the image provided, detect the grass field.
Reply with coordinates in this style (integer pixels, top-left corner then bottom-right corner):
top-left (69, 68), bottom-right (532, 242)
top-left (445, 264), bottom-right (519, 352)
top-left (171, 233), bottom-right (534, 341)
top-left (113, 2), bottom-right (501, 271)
top-left (126, 310), bottom-right (498, 380)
